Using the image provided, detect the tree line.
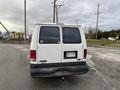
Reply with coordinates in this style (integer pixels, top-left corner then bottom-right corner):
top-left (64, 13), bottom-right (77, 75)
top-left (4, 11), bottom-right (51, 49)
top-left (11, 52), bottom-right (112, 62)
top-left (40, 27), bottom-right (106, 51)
top-left (86, 27), bottom-right (120, 39)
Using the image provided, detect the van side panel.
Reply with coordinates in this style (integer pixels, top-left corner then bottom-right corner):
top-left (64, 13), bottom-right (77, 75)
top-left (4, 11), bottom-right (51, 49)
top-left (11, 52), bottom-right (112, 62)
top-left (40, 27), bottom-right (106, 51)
top-left (30, 26), bottom-right (39, 64)
top-left (80, 28), bottom-right (87, 61)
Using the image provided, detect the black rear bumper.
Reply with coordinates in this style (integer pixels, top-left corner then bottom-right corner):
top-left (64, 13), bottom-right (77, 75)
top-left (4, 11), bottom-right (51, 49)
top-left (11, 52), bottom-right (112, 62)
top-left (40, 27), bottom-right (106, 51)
top-left (30, 61), bottom-right (89, 77)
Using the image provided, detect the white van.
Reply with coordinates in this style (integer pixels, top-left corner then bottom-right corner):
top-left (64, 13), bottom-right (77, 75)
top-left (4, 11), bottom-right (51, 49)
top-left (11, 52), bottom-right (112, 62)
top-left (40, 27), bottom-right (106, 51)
top-left (30, 23), bottom-right (89, 78)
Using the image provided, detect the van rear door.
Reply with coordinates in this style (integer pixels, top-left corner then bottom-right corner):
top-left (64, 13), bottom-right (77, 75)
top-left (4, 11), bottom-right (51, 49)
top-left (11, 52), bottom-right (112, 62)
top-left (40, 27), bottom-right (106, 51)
top-left (37, 26), bottom-right (61, 63)
top-left (62, 27), bottom-right (83, 62)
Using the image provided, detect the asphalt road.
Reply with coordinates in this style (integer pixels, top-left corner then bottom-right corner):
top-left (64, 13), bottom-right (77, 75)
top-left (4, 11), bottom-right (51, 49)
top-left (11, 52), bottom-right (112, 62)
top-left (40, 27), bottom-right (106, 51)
top-left (0, 44), bottom-right (120, 90)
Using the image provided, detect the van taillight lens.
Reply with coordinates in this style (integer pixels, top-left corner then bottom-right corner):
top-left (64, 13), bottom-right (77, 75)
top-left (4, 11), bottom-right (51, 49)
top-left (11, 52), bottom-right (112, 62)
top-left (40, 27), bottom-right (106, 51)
top-left (84, 49), bottom-right (87, 59)
top-left (30, 50), bottom-right (36, 61)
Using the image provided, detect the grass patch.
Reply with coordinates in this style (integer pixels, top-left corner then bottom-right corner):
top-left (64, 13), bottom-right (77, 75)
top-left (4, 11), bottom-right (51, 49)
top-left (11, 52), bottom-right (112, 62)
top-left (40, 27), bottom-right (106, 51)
top-left (87, 39), bottom-right (120, 48)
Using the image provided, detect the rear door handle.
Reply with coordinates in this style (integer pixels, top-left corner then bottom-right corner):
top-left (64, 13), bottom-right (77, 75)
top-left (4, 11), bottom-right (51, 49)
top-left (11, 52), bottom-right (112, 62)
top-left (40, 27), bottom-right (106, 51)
top-left (77, 59), bottom-right (81, 61)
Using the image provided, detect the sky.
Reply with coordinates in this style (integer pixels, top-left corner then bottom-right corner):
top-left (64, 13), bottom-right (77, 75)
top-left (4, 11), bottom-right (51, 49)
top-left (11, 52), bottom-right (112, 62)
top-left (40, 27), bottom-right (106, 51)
top-left (0, 0), bottom-right (120, 34)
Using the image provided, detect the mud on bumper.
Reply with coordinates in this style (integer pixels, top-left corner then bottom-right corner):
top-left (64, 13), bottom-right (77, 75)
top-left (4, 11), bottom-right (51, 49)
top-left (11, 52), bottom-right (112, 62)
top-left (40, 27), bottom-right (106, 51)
top-left (30, 61), bottom-right (89, 78)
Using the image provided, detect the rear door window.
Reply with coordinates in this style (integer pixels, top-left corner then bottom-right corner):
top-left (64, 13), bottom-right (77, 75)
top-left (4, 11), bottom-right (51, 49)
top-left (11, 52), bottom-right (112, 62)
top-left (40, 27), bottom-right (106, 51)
top-left (62, 27), bottom-right (81, 44)
top-left (39, 26), bottom-right (60, 44)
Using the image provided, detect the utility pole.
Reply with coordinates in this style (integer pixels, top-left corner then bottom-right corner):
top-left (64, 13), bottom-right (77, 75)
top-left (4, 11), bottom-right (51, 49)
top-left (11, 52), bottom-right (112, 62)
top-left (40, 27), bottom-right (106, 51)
top-left (24, 0), bottom-right (27, 40)
top-left (56, 6), bottom-right (58, 24)
top-left (95, 3), bottom-right (100, 39)
top-left (56, 0), bottom-right (64, 24)
top-left (56, 4), bottom-right (63, 24)
top-left (53, 0), bottom-right (57, 23)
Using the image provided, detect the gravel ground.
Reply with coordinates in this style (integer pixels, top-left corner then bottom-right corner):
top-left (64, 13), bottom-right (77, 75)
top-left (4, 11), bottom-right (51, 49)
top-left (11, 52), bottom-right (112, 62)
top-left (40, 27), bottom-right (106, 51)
top-left (88, 47), bottom-right (120, 90)
top-left (0, 43), bottom-right (119, 90)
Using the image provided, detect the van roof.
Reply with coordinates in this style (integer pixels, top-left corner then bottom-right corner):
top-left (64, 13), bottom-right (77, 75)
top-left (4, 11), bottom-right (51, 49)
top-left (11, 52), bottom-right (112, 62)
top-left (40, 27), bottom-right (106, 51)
top-left (35, 23), bottom-right (57, 25)
top-left (35, 23), bottom-right (81, 27)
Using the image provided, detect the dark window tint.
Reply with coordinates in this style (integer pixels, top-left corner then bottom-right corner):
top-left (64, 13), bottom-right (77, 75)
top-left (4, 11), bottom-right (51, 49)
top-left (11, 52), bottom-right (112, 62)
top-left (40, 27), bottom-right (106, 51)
top-left (39, 26), bottom-right (60, 44)
top-left (62, 27), bottom-right (81, 44)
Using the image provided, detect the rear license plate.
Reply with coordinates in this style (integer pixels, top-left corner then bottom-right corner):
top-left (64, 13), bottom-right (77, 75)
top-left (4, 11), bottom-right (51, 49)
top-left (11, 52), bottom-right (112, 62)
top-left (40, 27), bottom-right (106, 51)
top-left (64, 51), bottom-right (77, 59)
top-left (67, 52), bottom-right (76, 57)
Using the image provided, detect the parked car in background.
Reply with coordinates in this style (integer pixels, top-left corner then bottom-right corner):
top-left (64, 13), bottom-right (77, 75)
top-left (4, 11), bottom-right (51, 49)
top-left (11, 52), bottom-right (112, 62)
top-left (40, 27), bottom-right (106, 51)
top-left (108, 37), bottom-right (116, 41)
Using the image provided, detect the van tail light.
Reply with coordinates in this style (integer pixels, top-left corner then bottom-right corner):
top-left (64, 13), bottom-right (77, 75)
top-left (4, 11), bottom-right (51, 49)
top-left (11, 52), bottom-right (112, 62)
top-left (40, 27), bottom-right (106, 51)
top-left (84, 49), bottom-right (87, 59)
top-left (30, 50), bottom-right (36, 61)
